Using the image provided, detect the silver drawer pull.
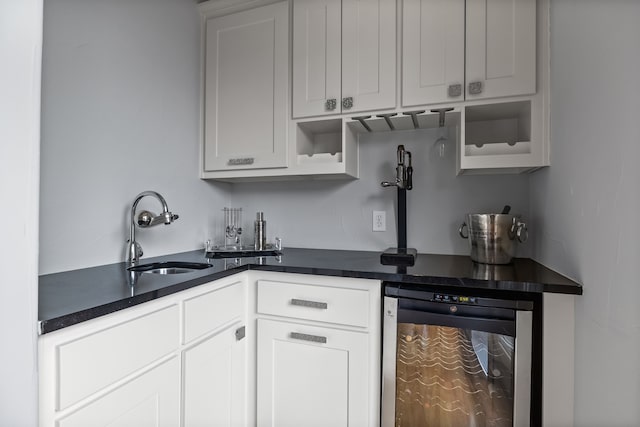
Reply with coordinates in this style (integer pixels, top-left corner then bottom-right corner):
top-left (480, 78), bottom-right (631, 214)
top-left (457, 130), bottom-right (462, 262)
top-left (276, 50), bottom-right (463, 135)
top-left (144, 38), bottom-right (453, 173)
top-left (290, 332), bottom-right (327, 344)
top-left (290, 299), bottom-right (328, 310)
top-left (227, 157), bottom-right (254, 166)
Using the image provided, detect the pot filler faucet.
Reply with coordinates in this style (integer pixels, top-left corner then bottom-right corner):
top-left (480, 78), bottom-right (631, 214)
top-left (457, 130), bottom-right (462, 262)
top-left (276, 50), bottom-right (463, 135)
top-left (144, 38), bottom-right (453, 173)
top-left (380, 145), bottom-right (417, 266)
top-left (126, 191), bottom-right (179, 266)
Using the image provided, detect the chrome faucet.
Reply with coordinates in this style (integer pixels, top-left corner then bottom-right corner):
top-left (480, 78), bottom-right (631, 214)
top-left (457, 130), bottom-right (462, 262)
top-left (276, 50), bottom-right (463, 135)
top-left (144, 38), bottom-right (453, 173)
top-left (126, 191), bottom-right (179, 266)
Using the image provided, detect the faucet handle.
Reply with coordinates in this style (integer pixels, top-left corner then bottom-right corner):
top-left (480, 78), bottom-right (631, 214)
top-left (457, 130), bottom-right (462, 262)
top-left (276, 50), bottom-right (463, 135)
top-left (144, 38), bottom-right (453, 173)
top-left (162, 212), bottom-right (179, 224)
top-left (137, 210), bottom-right (154, 227)
top-left (406, 166), bottom-right (413, 190)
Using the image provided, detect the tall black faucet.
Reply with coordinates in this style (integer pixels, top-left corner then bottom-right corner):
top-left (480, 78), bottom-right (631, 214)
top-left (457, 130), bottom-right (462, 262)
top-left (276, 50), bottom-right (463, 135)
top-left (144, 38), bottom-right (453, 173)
top-left (380, 145), bottom-right (417, 265)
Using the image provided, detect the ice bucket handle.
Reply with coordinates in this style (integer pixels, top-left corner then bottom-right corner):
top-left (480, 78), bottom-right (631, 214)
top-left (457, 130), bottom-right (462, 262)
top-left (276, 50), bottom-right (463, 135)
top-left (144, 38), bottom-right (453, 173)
top-left (509, 218), bottom-right (528, 243)
top-left (459, 222), bottom-right (469, 239)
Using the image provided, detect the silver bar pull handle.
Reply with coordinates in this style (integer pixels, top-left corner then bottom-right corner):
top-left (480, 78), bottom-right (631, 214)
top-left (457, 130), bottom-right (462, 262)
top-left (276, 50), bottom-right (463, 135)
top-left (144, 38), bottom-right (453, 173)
top-left (513, 311), bottom-right (533, 426)
top-left (290, 332), bottom-right (327, 344)
top-left (227, 157), bottom-right (254, 166)
top-left (290, 298), bottom-right (328, 310)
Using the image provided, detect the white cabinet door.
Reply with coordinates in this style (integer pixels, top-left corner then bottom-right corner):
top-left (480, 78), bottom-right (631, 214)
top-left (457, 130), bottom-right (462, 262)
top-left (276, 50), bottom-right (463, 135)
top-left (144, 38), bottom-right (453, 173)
top-left (57, 357), bottom-right (180, 427)
top-left (402, 0), bottom-right (465, 106)
top-left (256, 319), bottom-right (371, 427)
top-left (203, 1), bottom-right (289, 171)
top-left (292, 0), bottom-right (342, 118)
top-left (465, 0), bottom-right (536, 100)
top-left (341, 0), bottom-right (397, 114)
top-left (183, 322), bottom-right (246, 427)
top-left (292, 0), bottom-right (396, 118)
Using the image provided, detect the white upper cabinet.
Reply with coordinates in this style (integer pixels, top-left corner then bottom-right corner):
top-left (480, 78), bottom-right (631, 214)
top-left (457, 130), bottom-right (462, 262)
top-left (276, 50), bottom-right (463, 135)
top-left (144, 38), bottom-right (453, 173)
top-left (465, 0), bottom-right (536, 100)
top-left (202, 2), bottom-right (289, 172)
top-left (402, 0), bottom-right (536, 106)
top-left (342, 0), bottom-right (397, 113)
top-left (402, 0), bottom-right (465, 107)
top-left (292, 0), bottom-right (396, 118)
top-left (292, 0), bottom-right (342, 118)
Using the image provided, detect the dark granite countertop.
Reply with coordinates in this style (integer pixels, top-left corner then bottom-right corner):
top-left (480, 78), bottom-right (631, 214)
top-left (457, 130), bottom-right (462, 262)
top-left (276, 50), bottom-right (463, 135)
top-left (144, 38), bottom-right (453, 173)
top-left (38, 247), bottom-right (582, 334)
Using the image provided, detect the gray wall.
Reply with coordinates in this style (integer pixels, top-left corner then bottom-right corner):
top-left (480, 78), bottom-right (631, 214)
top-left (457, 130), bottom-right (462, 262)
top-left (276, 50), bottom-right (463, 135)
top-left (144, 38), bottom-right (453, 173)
top-left (531, 1), bottom-right (640, 424)
top-left (40, 0), bottom-right (230, 274)
top-left (39, 0), bottom-right (532, 273)
top-left (232, 128), bottom-right (531, 256)
top-left (0, 0), bottom-right (41, 424)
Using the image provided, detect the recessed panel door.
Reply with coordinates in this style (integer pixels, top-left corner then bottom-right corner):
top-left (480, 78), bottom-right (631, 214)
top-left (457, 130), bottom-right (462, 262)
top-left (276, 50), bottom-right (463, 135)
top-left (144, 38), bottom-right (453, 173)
top-left (342, 0), bottom-right (396, 113)
top-left (402, 0), bottom-right (465, 106)
top-left (466, 0), bottom-right (536, 100)
top-left (204, 2), bottom-right (289, 171)
top-left (292, 0), bottom-right (342, 118)
top-left (256, 319), bottom-right (371, 427)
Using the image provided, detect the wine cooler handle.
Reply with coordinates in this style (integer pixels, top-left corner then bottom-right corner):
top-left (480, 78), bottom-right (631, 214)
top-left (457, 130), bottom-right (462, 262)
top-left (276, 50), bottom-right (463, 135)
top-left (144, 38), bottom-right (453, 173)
top-left (513, 310), bottom-right (533, 426)
top-left (381, 297), bottom-right (399, 427)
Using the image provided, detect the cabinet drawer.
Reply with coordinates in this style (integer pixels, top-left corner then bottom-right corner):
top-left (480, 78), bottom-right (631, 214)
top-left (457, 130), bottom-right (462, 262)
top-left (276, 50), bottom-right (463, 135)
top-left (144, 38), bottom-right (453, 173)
top-left (183, 280), bottom-right (245, 344)
top-left (257, 280), bottom-right (369, 327)
top-left (57, 305), bottom-right (179, 410)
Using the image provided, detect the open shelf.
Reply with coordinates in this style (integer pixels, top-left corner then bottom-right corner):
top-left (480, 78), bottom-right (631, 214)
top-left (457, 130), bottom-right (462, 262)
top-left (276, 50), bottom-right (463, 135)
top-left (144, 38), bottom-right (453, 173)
top-left (295, 118), bottom-right (343, 165)
top-left (290, 117), bottom-right (358, 178)
top-left (458, 99), bottom-right (546, 174)
top-left (464, 101), bottom-right (531, 156)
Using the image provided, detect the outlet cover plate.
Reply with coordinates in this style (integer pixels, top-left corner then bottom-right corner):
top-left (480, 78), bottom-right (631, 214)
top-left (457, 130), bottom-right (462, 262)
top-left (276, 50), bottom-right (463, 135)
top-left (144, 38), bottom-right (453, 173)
top-left (373, 211), bottom-right (386, 232)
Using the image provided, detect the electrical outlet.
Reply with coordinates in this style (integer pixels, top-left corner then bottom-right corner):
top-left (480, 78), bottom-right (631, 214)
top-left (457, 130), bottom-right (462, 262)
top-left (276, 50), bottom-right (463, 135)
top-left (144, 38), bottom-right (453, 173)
top-left (373, 211), bottom-right (386, 232)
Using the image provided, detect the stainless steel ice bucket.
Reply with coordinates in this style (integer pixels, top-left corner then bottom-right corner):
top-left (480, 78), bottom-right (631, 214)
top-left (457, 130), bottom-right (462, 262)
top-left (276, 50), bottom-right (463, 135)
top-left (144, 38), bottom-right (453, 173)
top-left (459, 213), bottom-right (528, 264)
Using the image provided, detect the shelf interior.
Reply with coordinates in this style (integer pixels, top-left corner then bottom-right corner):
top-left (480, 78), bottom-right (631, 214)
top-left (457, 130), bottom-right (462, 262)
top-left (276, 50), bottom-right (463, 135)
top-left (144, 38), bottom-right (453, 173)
top-left (295, 118), bottom-right (343, 162)
top-left (465, 101), bottom-right (532, 156)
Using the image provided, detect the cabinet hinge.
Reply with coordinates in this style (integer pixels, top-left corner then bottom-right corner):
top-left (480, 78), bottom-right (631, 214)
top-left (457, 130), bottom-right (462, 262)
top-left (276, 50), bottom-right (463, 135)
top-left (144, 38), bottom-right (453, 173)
top-left (235, 325), bottom-right (246, 341)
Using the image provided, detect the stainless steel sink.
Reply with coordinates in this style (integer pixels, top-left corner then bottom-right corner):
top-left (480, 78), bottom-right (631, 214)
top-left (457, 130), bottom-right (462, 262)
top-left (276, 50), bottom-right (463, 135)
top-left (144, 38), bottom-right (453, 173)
top-left (127, 261), bottom-right (213, 275)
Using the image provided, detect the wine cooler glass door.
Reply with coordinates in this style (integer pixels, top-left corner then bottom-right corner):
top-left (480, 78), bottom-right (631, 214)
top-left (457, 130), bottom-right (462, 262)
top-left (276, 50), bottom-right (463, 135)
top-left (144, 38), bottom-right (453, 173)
top-left (382, 296), bottom-right (532, 427)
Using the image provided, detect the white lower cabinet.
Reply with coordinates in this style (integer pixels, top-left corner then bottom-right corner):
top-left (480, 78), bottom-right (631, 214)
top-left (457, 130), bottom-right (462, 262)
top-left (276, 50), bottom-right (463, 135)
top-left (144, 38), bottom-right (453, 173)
top-left (252, 272), bottom-right (382, 427)
top-left (40, 272), bottom-right (380, 427)
top-left (182, 279), bottom-right (247, 427)
top-left (56, 357), bottom-right (180, 427)
top-left (256, 319), bottom-right (370, 427)
top-left (183, 321), bottom-right (246, 427)
top-left (39, 275), bottom-right (248, 427)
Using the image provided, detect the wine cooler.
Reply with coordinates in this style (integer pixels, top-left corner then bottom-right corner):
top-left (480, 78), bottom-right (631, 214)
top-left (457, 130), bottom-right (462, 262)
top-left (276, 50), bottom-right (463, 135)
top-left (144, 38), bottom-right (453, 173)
top-left (382, 283), bottom-right (534, 427)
